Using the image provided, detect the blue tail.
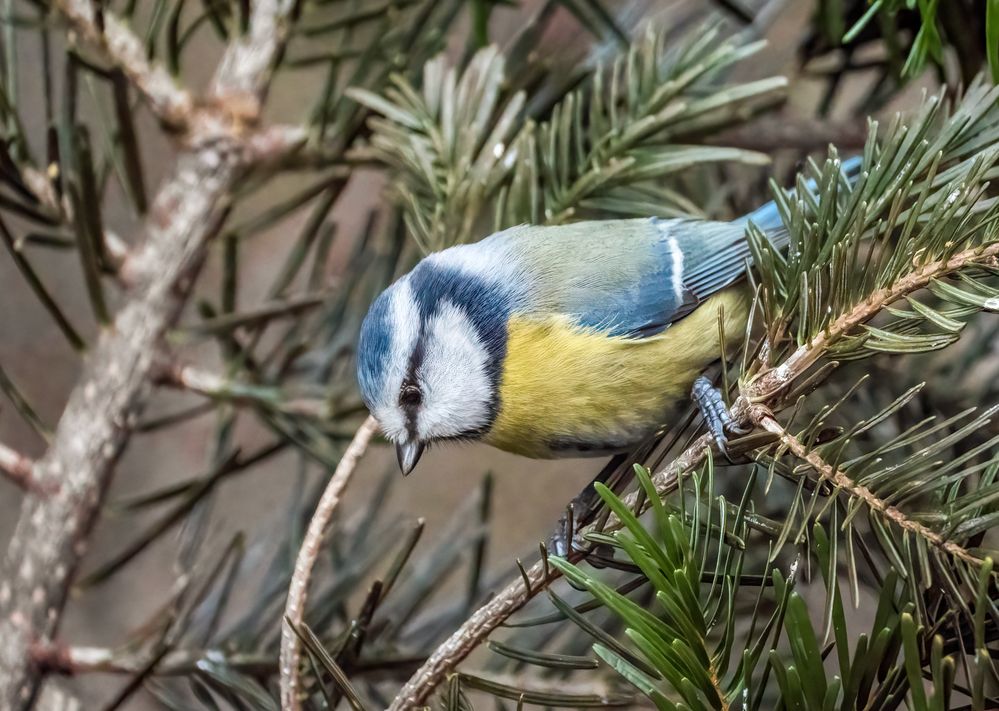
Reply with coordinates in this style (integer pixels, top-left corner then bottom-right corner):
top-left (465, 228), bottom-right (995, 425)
top-left (739, 155), bottom-right (864, 240)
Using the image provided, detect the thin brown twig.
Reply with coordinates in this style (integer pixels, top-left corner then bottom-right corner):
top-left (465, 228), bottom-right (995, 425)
top-left (281, 415), bottom-right (379, 711)
top-left (33, 644), bottom-right (273, 677)
top-left (707, 115), bottom-right (868, 152)
top-left (387, 239), bottom-right (999, 709)
top-left (752, 408), bottom-right (985, 568)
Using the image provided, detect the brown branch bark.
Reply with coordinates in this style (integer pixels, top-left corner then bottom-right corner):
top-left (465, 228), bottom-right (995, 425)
top-left (752, 408), bottom-right (985, 568)
top-left (387, 239), bottom-right (999, 709)
top-left (281, 415), bottom-right (378, 711)
top-left (53, 0), bottom-right (193, 129)
top-left (0, 0), bottom-right (304, 706)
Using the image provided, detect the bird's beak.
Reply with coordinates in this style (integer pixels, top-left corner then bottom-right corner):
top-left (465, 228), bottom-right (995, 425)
top-left (396, 440), bottom-right (425, 476)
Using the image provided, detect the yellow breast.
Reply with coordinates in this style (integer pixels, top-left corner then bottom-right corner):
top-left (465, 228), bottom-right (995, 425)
top-left (484, 288), bottom-right (751, 458)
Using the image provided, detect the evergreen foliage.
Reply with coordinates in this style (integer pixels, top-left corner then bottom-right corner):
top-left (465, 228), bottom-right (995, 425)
top-left (2, 0), bottom-right (999, 709)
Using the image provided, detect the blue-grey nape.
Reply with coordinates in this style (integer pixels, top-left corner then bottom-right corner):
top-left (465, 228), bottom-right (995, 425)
top-left (408, 261), bottom-right (512, 389)
top-left (357, 286), bottom-right (394, 408)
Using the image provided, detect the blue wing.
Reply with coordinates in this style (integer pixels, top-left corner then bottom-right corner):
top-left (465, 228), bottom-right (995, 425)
top-left (482, 157), bottom-right (864, 337)
top-left (484, 217), bottom-right (755, 339)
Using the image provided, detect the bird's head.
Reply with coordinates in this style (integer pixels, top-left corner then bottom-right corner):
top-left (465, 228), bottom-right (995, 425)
top-left (356, 261), bottom-right (510, 474)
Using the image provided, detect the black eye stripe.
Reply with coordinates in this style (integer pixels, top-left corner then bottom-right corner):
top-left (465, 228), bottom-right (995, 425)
top-left (401, 333), bottom-right (426, 440)
top-left (399, 384), bottom-right (422, 406)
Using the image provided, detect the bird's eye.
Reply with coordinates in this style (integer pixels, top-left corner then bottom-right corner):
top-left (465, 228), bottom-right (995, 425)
top-left (399, 384), bottom-right (422, 407)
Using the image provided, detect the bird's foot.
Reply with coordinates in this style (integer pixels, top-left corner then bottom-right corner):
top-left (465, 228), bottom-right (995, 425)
top-left (691, 375), bottom-right (749, 460)
top-left (549, 503), bottom-right (581, 559)
top-left (548, 456), bottom-right (625, 558)
top-left (549, 483), bottom-right (608, 558)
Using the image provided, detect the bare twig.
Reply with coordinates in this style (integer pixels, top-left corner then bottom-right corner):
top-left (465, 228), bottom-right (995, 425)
top-left (156, 361), bottom-right (332, 418)
top-left (281, 415), bottom-right (378, 711)
top-left (0, 0), bottom-right (304, 704)
top-left (0, 441), bottom-right (37, 492)
top-left (751, 408), bottom-right (986, 568)
top-left (32, 641), bottom-right (422, 679)
top-left (20, 166), bottom-right (130, 274)
top-left (33, 643), bottom-right (274, 677)
top-left (177, 291), bottom-right (331, 336)
top-left (387, 240), bottom-right (999, 709)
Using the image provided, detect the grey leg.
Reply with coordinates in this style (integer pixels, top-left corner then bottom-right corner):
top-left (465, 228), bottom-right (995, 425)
top-left (548, 453), bottom-right (628, 558)
top-left (691, 375), bottom-right (747, 458)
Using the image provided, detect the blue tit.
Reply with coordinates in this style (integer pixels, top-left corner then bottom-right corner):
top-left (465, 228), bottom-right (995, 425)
top-left (356, 194), bottom-right (797, 475)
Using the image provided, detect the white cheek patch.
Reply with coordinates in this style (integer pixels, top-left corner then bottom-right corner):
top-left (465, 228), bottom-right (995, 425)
top-left (417, 301), bottom-right (492, 440)
top-left (373, 279), bottom-right (420, 442)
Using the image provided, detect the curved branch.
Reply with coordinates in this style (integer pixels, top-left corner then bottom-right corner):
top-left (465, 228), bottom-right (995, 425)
top-left (280, 415), bottom-right (379, 711)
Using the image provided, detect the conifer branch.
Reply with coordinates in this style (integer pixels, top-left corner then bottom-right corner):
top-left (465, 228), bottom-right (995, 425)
top-left (386, 560), bottom-right (562, 711)
top-left (749, 240), bottom-right (999, 402)
top-left (19, 165), bottom-right (131, 276)
top-left (751, 407), bottom-right (986, 568)
top-left (157, 362), bottom-right (332, 418)
top-left (33, 643), bottom-right (275, 677)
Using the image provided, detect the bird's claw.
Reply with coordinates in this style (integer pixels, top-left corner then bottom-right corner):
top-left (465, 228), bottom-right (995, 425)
top-left (691, 376), bottom-right (746, 461)
top-left (549, 505), bottom-right (577, 559)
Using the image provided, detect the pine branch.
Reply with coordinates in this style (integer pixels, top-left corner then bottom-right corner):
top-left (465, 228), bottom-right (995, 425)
top-left (19, 165), bottom-right (130, 276)
top-left (387, 559), bottom-right (562, 711)
top-left (208, 0), bottom-right (299, 115)
top-left (750, 239), bottom-right (999, 402)
top-left (751, 407), bottom-right (986, 568)
top-left (353, 29), bottom-right (785, 251)
top-left (157, 362), bottom-right (333, 418)
top-left (33, 643), bottom-right (274, 677)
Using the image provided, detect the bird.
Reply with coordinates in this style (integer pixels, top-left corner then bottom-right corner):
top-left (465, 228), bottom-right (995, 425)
top-left (356, 160), bottom-right (858, 477)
